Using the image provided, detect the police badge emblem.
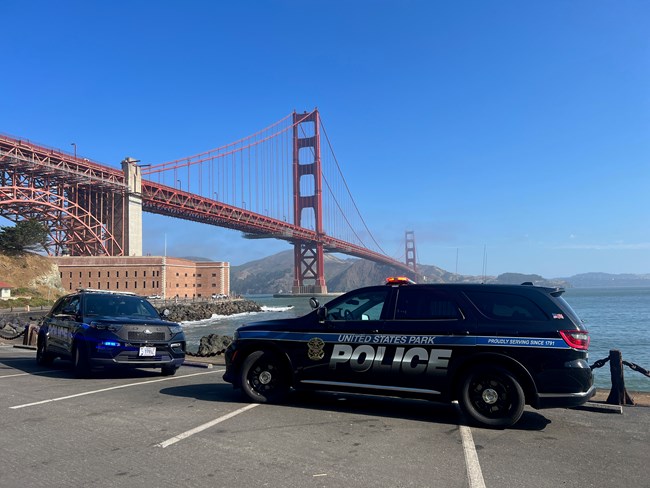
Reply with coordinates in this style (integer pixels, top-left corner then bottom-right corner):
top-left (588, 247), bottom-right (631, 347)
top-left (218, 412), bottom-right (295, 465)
top-left (307, 337), bottom-right (325, 360)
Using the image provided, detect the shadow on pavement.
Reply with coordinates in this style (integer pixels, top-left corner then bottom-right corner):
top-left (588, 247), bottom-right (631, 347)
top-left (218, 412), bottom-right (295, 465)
top-left (158, 381), bottom-right (552, 431)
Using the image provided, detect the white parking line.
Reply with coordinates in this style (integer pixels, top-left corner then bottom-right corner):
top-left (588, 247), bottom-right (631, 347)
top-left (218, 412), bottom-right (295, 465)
top-left (460, 425), bottom-right (487, 488)
top-left (156, 403), bottom-right (260, 448)
top-left (0, 370), bottom-right (59, 379)
top-left (9, 369), bottom-right (223, 410)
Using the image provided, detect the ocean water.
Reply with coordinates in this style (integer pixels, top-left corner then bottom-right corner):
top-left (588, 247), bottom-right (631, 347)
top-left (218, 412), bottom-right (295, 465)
top-left (181, 288), bottom-right (650, 393)
top-left (564, 287), bottom-right (650, 393)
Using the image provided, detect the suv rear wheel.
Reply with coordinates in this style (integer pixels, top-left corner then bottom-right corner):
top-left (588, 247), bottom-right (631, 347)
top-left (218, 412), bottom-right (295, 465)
top-left (459, 365), bottom-right (525, 428)
top-left (240, 350), bottom-right (289, 403)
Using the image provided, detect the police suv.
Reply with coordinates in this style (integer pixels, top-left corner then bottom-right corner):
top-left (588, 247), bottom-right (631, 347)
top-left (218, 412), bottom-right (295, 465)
top-left (223, 278), bottom-right (594, 428)
top-left (36, 289), bottom-right (185, 377)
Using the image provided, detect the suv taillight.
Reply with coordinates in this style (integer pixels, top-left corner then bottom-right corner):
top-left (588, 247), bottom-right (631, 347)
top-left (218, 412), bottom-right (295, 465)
top-left (559, 330), bottom-right (590, 350)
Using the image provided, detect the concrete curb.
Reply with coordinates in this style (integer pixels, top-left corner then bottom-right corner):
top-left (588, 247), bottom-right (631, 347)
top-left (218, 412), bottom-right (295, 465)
top-left (183, 360), bottom-right (217, 369)
top-left (579, 402), bottom-right (624, 414)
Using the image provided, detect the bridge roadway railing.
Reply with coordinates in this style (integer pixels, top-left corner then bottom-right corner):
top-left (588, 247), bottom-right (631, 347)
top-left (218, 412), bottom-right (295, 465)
top-left (1, 134), bottom-right (125, 189)
top-left (142, 180), bottom-right (411, 272)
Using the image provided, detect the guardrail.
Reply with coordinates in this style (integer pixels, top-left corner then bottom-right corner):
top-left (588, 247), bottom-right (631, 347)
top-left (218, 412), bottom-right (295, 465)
top-left (590, 350), bottom-right (650, 405)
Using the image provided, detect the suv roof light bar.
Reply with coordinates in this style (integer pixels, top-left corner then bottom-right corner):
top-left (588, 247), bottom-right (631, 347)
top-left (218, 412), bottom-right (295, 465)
top-left (385, 276), bottom-right (416, 286)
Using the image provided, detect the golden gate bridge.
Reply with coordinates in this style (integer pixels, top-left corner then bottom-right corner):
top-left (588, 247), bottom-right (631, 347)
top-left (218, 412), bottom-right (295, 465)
top-left (0, 109), bottom-right (416, 294)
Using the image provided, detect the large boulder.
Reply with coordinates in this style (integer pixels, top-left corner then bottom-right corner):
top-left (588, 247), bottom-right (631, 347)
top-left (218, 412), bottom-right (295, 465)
top-left (195, 334), bottom-right (233, 357)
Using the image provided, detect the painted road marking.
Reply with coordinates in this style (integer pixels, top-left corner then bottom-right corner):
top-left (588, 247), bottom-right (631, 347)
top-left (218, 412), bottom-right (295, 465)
top-left (9, 369), bottom-right (223, 409)
top-left (0, 370), bottom-right (59, 379)
top-left (156, 403), bottom-right (260, 448)
top-left (460, 424), bottom-right (487, 488)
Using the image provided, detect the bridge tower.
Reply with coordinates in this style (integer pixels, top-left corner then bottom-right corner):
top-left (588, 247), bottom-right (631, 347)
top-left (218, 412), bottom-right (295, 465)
top-left (121, 157), bottom-right (143, 256)
top-left (405, 230), bottom-right (417, 277)
top-left (292, 110), bottom-right (327, 295)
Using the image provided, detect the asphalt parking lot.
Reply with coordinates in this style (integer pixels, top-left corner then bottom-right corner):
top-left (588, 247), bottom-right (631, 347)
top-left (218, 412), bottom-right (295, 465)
top-left (1, 344), bottom-right (649, 488)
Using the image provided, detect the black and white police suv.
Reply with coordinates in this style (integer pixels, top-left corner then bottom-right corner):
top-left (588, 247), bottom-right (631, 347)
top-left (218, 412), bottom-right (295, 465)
top-left (223, 278), bottom-right (594, 428)
top-left (36, 289), bottom-right (185, 377)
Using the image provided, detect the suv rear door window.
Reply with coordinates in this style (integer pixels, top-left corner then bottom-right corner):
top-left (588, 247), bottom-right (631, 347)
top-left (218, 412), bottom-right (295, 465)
top-left (464, 291), bottom-right (548, 321)
top-left (395, 288), bottom-right (462, 320)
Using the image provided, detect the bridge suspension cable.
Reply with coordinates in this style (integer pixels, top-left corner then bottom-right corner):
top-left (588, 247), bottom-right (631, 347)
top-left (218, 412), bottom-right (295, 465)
top-left (141, 110), bottom-right (389, 258)
top-left (318, 116), bottom-right (387, 256)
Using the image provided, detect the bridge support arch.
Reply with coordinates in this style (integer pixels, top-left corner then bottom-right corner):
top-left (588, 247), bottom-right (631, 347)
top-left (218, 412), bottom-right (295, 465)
top-left (0, 135), bottom-right (146, 257)
top-left (292, 110), bottom-right (327, 295)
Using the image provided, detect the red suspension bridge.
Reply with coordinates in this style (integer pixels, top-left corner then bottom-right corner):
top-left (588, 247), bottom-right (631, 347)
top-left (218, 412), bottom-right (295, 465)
top-left (0, 109), bottom-right (416, 294)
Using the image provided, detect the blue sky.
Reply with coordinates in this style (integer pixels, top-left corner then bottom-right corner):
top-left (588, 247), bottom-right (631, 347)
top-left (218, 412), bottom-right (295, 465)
top-left (2, 0), bottom-right (648, 278)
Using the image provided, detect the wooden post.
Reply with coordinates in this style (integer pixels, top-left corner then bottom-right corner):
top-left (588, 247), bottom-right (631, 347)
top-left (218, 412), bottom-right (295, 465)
top-left (606, 349), bottom-right (635, 405)
top-left (23, 323), bottom-right (39, 347)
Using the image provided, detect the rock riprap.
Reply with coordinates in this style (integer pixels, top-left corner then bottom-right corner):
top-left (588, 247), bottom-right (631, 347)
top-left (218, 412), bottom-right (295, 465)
top-left (157, 299), bottom-right (261, 323)
top-left (192, 334), bottom-right (233, 357)
top-left (156, 299), bottom-right (260, 357)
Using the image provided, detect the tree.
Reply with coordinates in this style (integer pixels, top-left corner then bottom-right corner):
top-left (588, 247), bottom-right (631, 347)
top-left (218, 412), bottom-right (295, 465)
top-left (0, 219), bottom-right (49, 255)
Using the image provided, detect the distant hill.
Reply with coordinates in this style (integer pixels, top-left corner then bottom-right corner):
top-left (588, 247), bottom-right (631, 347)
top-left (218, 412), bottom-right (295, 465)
top-left (563, 272), bottom-right (650, 288)
top-left (2, 252), bottom-right (647, 299)
top-left (229, 252), bottom-right (572, 294)
top-left (230, 250), bottom-right (403, 295)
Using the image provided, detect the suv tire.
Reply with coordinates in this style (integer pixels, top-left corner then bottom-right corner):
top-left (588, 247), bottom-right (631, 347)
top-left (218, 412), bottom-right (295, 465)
top-left (73, 341), bottom-right (92, 378)
top-left (36, 334), bottom-right (54, 366)
top-left (240, 350), bottom-right (289, 403)
top-left (459, 365), bottom-right (525, 428)
top-left (161, 365), bottom-right (178, 376)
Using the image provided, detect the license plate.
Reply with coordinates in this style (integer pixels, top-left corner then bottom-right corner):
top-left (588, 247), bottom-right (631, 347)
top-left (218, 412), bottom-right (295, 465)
top-left (139, 346), bottom-right (156, 357)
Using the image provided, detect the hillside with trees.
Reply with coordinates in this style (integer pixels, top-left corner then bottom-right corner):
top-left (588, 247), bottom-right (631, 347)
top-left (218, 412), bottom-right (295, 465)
top-left (0, 219), bottom-right (48, 255)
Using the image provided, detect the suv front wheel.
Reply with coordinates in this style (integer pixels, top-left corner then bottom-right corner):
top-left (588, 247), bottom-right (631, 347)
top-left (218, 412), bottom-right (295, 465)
top-left (459, 365), bottom-right (525, 428)
top-left (240, 350), bottom-right (289, 403)
top-left (36, 334), bottom-right (54, 366)
top-left (161, 365), bottom-right (178, 376)
top-left (73, 340), bottom-right (92, 378)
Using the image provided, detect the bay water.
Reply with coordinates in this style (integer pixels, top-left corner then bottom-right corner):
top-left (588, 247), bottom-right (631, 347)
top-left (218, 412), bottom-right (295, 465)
top-left (182, 287), bottom-right (650, 393)
top-left (564, 287), bottom-right (650, 393)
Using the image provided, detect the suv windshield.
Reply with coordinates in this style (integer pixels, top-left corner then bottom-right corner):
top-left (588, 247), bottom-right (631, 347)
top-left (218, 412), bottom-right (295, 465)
top-left (83, 294), bottom-right (161, 319)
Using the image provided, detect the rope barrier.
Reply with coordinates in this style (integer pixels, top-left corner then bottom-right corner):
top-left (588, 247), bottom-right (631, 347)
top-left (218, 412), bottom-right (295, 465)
top-left (590, 355), bottom-right (649, 378)
top-left (590, 356), bottom-right (610, 370)
top-left (0, 328), bottom-right (26, 340)
top-left (622, 360), bottom-right (650, 379)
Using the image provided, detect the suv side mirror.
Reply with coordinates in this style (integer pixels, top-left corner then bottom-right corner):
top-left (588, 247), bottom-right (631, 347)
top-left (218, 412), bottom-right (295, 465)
top-left (316, 306), bottom-right (327, 323)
